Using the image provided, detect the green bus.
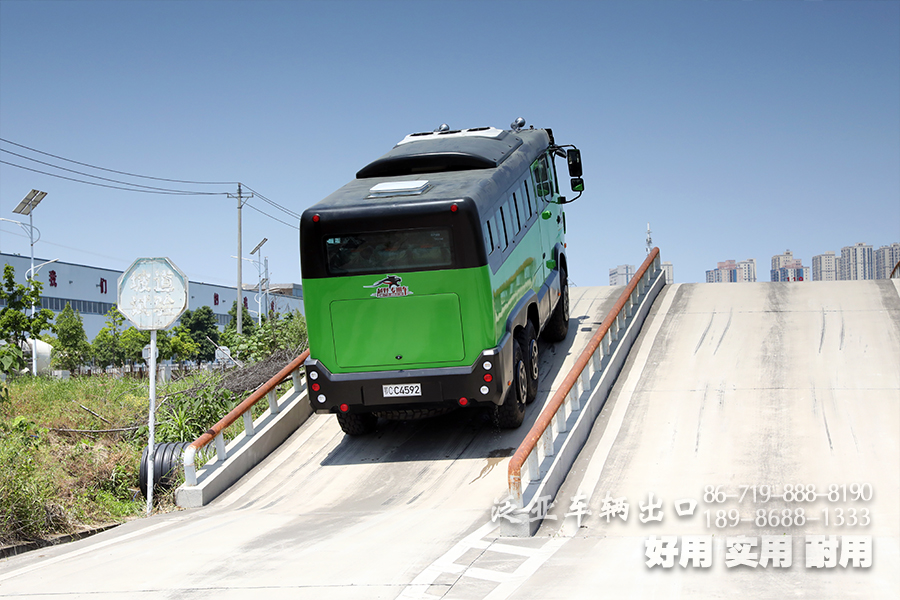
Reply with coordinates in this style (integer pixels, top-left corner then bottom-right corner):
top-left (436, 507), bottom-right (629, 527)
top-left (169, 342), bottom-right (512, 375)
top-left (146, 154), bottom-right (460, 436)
top-left (300, 120), bottom-right (584, 435)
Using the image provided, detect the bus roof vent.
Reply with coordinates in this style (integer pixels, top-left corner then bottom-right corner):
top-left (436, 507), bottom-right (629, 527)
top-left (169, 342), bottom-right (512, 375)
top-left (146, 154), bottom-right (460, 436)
top-left (367, 180), bottom-right (432, 198)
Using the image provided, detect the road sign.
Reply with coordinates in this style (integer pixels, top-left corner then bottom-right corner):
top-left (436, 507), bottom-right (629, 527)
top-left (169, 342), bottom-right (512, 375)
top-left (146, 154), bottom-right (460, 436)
top-left (215, 347), bottom-right (232, 361)
top-left (117, 257), bottom-right (188, 516)
top-left (117, 257), bottom-right (188, 330)
top-left (142, 344), bottom-right (159, 362)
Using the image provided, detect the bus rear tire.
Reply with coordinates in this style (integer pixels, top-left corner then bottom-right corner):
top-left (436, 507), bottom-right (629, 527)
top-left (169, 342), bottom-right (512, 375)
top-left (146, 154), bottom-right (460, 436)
top-left (336, 412), bottom-right (378, 436)
top-left (493, 340), bottom-right (527, 429)
top-left (542, 266), bottom-right (569, 343)
top-left (516, 321), bottom-right (539, 404)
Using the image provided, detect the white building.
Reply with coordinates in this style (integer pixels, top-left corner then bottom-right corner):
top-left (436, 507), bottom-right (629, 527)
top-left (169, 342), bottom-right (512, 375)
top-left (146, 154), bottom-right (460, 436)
top-left (770, 250), bottom-right (809, 282)
top-left (706, 259), bottom-right (756, 283)
top-left (609, 264), bottom-right (635, 286)
top-left (875, 243), bottom-right (900, 279)
top-left (1, 253), bottom-right (303, 340)
top-left (812, 251), bottom-right (838, 282)
top-left (839, 243), bottom-right (874, 281)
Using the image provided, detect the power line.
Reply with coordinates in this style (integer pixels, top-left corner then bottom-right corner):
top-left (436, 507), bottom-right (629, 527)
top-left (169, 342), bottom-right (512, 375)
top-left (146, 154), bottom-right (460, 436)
top-left (1, 149), bottom-right (228, 195)
top-left (240, 184), bottom-right (301, 220)
top-left (0, 137), bottom-right (238, 185)
top-left (244, 201), bottom-right (299, 230)
top-left (0, 160), bottom-right (228, 195)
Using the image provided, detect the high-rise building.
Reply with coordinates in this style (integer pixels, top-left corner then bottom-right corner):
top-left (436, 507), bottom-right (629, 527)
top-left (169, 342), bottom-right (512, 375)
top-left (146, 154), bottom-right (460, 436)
top-left (706, 259), bottom-right (756, 283)
top-left (738, 258), bottom-right (757, 283)
top-left (771, 250), bottom-right (809, 282)
top-left (771, 250), bottom-right (796, 272)
top-left (875, 243), bottom-right (900, 279)
top-left (609, 264), bottom-right (635, 286)
top-left (812, 251), bottom-right (838, 281)
top-left (661, 261), bottom-right (674, 285)
top-left (839, 243), bottom-right (874, 280)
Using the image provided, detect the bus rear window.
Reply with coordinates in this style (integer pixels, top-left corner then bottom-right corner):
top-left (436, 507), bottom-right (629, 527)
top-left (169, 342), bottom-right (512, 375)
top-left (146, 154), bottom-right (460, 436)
top-left (325, 228), bottom-right (454, 275)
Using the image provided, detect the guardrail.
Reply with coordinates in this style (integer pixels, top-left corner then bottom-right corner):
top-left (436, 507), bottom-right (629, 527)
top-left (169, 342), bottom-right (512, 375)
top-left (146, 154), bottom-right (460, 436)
top-left (182, 349), bottom-right (310, 486)
top-left (505, 248), bottom-right (663, 535)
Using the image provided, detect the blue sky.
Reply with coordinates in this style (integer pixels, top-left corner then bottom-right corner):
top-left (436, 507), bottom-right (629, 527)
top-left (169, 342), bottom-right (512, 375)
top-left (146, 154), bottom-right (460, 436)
top-left (1, 0), bottom-right (898, 290)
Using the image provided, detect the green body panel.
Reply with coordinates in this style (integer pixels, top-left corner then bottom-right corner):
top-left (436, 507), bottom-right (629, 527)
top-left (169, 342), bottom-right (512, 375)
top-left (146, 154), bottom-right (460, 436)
top-left (487, 218), bottom-right (549, 342)
top-left (331, 293), bottom-right (465, 368)
top-left (306, 267), bottom-right (496, 373)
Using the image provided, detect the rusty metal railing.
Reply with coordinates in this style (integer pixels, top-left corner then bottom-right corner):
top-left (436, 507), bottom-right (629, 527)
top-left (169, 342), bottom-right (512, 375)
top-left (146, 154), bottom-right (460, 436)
top-left (183, 349), bottom-right (310, 485)
top-left (507, 248), bottom-right (661, 504)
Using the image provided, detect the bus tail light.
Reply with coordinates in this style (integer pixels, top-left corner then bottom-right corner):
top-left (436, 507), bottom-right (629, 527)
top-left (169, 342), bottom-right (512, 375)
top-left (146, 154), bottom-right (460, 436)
top-left (311, 383), bottom-right (320, 392)
top-left (312, 214), bottom-right (321, 223)
top-left (339, 403), bottom-right (349, 412)
top-left (483, 374), bottom-right (492, 382)
top-left (458, 397), bottom-right (469, 407)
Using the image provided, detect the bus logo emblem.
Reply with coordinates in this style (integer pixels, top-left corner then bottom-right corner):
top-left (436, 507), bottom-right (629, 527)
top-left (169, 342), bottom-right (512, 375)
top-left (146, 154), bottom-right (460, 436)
top-left (366, 275), bottom-right (412, 298)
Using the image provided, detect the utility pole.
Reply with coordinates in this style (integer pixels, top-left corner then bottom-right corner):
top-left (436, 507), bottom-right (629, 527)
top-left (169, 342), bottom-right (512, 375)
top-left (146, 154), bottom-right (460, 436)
top-left (228, 184), bottom-right (253, 335)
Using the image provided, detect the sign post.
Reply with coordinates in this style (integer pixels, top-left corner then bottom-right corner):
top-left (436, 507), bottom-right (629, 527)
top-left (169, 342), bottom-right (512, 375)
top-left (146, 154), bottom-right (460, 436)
top-left (117, 258), bottom-right (188, 515)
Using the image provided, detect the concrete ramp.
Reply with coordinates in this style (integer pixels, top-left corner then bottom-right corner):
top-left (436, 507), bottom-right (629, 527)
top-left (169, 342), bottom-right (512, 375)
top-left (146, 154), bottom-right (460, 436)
top-left (532, 280), bottom-right (900, 599)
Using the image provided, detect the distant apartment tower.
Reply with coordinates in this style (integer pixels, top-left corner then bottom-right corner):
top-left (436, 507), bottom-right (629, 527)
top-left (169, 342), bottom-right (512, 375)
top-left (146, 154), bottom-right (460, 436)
top-left (839, 243), bottom-right (874, 280)
top-left (771, 250), bottom-right (809, 282)
top-left (706, 259), bottom-right (756, 283)
top-left (609, 264), bottom-right (635, 286)
top-left (875, 243), bottom-right (900, 279)
top-left (812, 251), bottom-right (838, 281)
top-left (771, 249), bottom-right (796, 272)
top-left (661, 261), bottom-right (674, 285)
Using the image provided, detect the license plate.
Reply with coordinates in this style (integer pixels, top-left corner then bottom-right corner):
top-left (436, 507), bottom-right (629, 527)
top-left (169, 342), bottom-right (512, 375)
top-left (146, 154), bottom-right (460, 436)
top-left (382, 383), bottom-right (422, 398)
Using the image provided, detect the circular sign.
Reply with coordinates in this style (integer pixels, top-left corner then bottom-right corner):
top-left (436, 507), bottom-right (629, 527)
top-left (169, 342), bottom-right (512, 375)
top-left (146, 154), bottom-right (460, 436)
top-left (117, 257), bottom-right (188, 330)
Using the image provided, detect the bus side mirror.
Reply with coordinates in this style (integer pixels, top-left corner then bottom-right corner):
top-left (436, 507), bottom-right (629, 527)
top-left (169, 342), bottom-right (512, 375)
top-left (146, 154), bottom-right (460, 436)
top-left (571, 178), bottom-right (584, 193)
top-left (567, 149), bottom-right (582, 177)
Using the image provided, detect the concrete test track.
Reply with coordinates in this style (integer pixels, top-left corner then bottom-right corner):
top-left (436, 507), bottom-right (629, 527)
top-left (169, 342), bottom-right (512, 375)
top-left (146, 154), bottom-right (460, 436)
top-left (0, 280), bottom-right (897, 599)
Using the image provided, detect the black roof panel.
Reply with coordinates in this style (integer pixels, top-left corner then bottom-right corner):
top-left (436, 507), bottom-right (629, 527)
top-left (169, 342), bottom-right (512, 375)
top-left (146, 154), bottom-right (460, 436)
top-left (356, 129), bottom-right (523, 178)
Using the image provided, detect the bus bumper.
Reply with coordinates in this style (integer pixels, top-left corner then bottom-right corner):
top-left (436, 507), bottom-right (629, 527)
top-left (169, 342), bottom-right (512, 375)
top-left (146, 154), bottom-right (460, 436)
top-left (304, 337), bottom-right (514, 415)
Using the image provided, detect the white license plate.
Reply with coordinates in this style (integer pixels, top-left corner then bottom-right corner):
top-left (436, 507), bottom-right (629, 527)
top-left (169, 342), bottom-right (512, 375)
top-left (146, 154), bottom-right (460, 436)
top-left (382, 383), bottom-right (422, 398)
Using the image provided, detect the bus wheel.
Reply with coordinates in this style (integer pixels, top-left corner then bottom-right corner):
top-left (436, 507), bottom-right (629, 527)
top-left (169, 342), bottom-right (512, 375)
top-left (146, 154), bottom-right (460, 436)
top-left (541, 266), bottom-right (569, 342)
top-left (493, 340), bottom-right (527, 428)
top-left (516, 321), bottom-right (539, 404)
top-left (336, 412), bottom-right (378, 436)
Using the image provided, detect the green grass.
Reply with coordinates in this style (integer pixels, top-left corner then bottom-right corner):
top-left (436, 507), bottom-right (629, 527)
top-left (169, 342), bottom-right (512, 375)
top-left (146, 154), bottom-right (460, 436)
top-left (0, 371), bottom-right (245, 546)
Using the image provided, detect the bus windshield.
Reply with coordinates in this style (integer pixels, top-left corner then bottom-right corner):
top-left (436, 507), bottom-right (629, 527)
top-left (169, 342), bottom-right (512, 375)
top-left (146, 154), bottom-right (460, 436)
top-left (325, 228), bottom-right (454, 275)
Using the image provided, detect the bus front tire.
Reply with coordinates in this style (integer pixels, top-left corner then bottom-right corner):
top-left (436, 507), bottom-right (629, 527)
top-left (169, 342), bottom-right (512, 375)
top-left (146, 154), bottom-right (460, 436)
top-left (336, 412), bottom-right (378, 436)
top-left (516, 321), bottom-right (539, 404)
top-left (493, 340), bottom-right (527, 429)
top-left (542, 267), bottom-right (569, 343)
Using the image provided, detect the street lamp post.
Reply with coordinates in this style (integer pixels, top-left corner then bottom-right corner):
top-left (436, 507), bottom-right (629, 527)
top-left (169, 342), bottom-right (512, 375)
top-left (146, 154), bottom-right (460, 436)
top-left (250, 237), bottom-right (267, 325)
top-left (13, 190), bottom-right (47, 299)
top-left (12, 190), bottom-right (47, 376)
top-left (24, 258), bottom-right (59, 376)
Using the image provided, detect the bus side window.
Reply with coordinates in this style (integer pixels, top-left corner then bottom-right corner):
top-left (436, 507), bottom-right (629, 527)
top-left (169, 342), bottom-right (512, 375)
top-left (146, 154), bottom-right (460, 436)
top-left (484, 220), bottom-right (494, 254)
top-left (548, 153), bottom-right (559, 195)
top-left (509, 195), bottom-right (521, 235)
top-left (521, 181), bottom-right (533, 217)
top-left (531, 157), bottom-right (551, 200)
top-left (497, 206), bottom-right (509, 249)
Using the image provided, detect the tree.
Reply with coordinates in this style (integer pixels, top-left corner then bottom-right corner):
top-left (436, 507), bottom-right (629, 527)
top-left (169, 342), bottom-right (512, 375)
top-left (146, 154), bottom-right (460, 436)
top-left (0, 264), bottom-right (55, 372)
top-left (52, 303), bottom-right (91, 372)
top-left (92, 306), bottom-right (127, 368)
top-left (225, 300), bottom-right (256, 336)
top-left (168, 325), bottom-right (199, 364)
top-left (120, 327), bottom-right (150, 365)
top-left (179, 306), bottom-right (219, 362)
